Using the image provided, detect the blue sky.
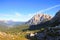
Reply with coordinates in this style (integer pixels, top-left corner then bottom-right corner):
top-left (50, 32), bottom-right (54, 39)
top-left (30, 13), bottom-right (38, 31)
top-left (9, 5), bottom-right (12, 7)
top-left (0, 0), bottom-right (60, 22)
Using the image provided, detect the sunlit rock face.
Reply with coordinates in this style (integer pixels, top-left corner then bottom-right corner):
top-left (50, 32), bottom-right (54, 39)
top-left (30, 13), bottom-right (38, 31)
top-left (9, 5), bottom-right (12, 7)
top-left (27, 14), bottom-right (52, 25)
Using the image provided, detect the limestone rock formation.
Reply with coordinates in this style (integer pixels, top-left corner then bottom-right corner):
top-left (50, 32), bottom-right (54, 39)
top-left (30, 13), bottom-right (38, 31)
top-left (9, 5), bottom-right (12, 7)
top-left (27, 14), bottom-right (52, 25)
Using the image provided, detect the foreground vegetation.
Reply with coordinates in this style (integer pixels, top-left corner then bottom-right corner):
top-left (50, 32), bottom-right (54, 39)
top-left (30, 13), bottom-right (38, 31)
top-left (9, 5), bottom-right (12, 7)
top-left (0, 24), bottom-right (40, 40)
top-left (0, 31), bottom-right (28, 40)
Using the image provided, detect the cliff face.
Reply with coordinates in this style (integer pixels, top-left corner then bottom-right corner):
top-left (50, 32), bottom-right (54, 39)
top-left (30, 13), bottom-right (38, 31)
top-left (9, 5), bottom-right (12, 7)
top-left (27, 14), bottom-right (52, 25)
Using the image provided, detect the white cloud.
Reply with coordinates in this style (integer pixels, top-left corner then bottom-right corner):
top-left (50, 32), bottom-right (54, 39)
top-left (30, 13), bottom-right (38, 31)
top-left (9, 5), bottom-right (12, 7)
top-left (37, 5), bottom-right (60, 13)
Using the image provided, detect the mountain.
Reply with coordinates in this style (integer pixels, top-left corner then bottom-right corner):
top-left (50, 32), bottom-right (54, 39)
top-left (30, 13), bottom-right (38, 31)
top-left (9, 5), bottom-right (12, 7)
top-left (47, 10), bottom-right (60, 27)
top-left (0, 20), bottom-right (25, 27)
top-left (26, 14), bottom-right (52, 25)
top-left (29, 10), bottom-right (60, 30)
top-left (0, 20), bottom-right (25, 31)
top-left (28, 10), bottom-right (60, 40)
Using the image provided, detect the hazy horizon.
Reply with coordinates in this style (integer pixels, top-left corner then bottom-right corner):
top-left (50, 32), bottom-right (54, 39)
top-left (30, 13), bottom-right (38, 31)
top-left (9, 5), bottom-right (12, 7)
top-left (0, 0), bottom-right (60, 22)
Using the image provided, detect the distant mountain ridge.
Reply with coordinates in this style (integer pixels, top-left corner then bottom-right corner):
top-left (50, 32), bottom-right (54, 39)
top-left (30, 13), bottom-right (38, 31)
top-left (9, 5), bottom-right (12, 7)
top-left (0, 20), bottom-right (25, 27)
top-left (26, 14), bottom-right (52, 25)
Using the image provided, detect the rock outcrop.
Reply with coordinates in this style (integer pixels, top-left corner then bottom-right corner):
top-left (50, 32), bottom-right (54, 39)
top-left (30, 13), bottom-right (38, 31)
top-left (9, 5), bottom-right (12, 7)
top-left (34, 25), bottom-right (60, 40)
top-left (26, 14), bottom-right (52, 25)
top-left (28, 25), bottom-right (60, 40)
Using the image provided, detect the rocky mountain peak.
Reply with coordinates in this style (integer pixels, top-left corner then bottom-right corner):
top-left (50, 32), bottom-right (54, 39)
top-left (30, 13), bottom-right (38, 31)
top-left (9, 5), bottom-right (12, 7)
top-left (27, 13), bottom-right (52, 25)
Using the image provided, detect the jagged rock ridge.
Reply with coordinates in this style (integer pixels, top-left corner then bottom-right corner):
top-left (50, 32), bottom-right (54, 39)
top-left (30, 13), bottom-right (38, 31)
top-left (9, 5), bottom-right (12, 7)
top-left (27, 14), bottom-right (52, 25)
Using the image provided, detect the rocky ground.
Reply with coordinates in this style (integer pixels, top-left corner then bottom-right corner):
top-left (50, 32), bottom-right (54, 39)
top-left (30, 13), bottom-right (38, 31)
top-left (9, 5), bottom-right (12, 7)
top-left (27, 25), bottom-right (60, 40)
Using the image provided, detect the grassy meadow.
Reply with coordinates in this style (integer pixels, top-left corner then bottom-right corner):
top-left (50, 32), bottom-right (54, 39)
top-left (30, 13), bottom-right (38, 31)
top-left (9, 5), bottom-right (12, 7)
top-left (0, 24), bottom-right (40, 40)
